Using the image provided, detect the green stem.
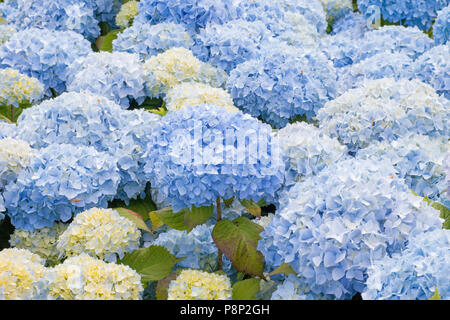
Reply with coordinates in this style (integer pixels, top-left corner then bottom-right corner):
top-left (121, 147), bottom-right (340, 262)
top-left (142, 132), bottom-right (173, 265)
top-left (216, 196), bottom-right (223, 271)
top-left (10, 105), bottom-right (13, 122)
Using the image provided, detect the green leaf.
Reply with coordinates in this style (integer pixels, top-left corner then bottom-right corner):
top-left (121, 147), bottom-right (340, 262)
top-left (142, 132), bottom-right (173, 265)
top-left (155, 270), bottom-right (182, 300)
top-left (212, 217), bottom-right (265, 278)
top-left (184, 205), bottom-right (214, 233)
top-left (232, 278), bottom-right (261, 300)
top-left (268, 263), bottom-right (297, 277)
top-left (110, 195), bottom-right (156, 221)
top-left (411, 190), bottom-right (450, 229)
top-left (223, 197), bottom-right (235, 208)
top-left (430, 287), bottom-right (441, 300)
top-left (118, 245), bottom-right (181, 285)
top-left (150, 207), bottom-right (187, 231)
top-left (114, 207), bottom-right (151, 234)
top-left (97, 29), bottom-right (122, 52)
top-left (148, 107), bottom-right (167, 116)
top-left (239, 199), bottom-right (262, 218)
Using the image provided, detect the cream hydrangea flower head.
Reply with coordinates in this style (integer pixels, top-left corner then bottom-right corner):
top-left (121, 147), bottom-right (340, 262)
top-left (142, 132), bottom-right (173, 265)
top-left (143, 47), bottom-right (227, 97)
top-left (57, 208), bottom-right (141, 262)
top-left (0, 68), bottom-right (44, 107)
top-left (165, 82), bottom-right (238, 113)
top-left (168, 269), bottom-right (232, 300)
top-left (116, 0), bottom-right (139, 28)
top-left (9, 222), bottom-right (68, 266)
top-left (45, 254), bottom-right (143, 300)
top-left (0, 138), bottom-right (35, 184)
top-left (0, 248), bottom-right (47, 300)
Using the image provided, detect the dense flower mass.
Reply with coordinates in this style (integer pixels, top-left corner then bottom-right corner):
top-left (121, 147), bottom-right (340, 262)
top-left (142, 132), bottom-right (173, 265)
top-left (167, 269), bottom-right (232, 300)
top-left (258, 158), bottom-right (443, 299)
top-left (445, 153), bottom-right (450, 200)
top-left (0, 28), bottom-right (92, 95)
top-left (143, 47), bottom-right (228, 98)
top-left (45, 254), bottom-right (143, 300)
top-left (9, 223), bottom-right (68, 266)
top-left (362, 230), bottom-right (450, 300)
top-left (357, 135), bottom-right (449, 206)
top-left (66, 52), bottom-right (148, 108)
top-left (143, 104), bottom-right (284, 212)
top-left (227, 41), bottom-right (338, 128)
top-left (115, 0), bottom-right (138, 28)
top-left (0, 248), bottom-right (47, 300)
top-left (434, 5), bottom-right (450, 45)
top-left (135, 0), bottom-right (237, 33)
top-left (271, 274), bottom-right (318, 300)
top-left (412, 45), bottom-right (450, 99)
top-left (165, 82), bottom-right (238, 112)
top-left (318, 78), bottom-right (449, 153)
top-left (0, 121), bottom-right (16, 140)
top-left (331, 12), bottom-right (371, 39)
top-left (357, 0), bottom-right (449, 30)
top-left (194, 20), bottom-right (273, 73)
top-left (274, 13), bottom-right (322, 49)
top-left (0, 24), bottom-right (16, 46)
top-left (0, 68), bottom-right (44, 107)
top-left (3, 144), bottom-right (121, 231)
top-left (113, 22), bottom-right (193, 61)
top-left (0, 0), bottom-right (100, 41)
top-left (336, 52), bottom-right (413, 94)
top-left (57, 208), bottom-right (141, 262)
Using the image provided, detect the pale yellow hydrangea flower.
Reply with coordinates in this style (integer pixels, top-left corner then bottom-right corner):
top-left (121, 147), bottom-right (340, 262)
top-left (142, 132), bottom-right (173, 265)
top-left (0, 138), bottom-right (35, 178)
top-left (0, 248), bottom-right (47, 300)
top-left (45, 254), bottom-right (143, 300)
top-left (9, 222), bottom-right (68, 266)
top-left (165, 82), bottom-right (238, 113)
top-left (168, 269), bottom-right (232, 300)
top-left (57, 208), bottom-right (141, 263)
top-left (116, 0), bottom-right (139, 28)
top-left (0, 68), bottom-right (44, 107)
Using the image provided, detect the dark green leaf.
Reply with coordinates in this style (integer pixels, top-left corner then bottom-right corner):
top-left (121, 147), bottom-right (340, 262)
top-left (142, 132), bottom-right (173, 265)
top-left (232, 278), bottom-right (261, 300)
top-left (155, 270), bottom-right (182, 300)
top-left (150, 207), bottom-right (187, 231)
top-left (184, 205), bottom-right (214, 233)
top-left (239, 199), bottom-right (262, 218)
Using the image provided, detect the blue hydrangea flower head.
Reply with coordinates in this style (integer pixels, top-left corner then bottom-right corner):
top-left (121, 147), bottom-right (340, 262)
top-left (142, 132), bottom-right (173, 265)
top-left (336, 52), bottom-right (413, 95)
top-left (135, 0), bottom-right (238, 34)
top-left (318, 78), bottom-right (449, 153)
top-left (66, 52), bottom-right (148, 109)
top-left (271, 274), bottom-right (327, 300)
top-left (362, 229), bottom-right (450, 300)
top-left (0, 0), bottom-right (100, 41)
top-left (0, 121), bottom-right (16, 139)
top-left (3, 143), bottom-right (121, 231)
top-left (227, 40), bottom-right (338, 128)
top-left (412, 45), bottom-right (450, 99)
top-left (194, 20), bottom-right (273, 73)
top-left (0, 28), bottom-right (92, 95)
top-left (331, 12), bottom-right (372, 39)
top-left (434, 5), bottom-right (450, 45)
top-left (357, 0), bottom-right (449, 31)
top-left (113, 22), bottom-right (193, 61)
top-left (143, 104), bottom-right (285, 212)
top-left (445, 153), bottom-right (450, 200)
top-left (258, 158), bottom-right (443, 299)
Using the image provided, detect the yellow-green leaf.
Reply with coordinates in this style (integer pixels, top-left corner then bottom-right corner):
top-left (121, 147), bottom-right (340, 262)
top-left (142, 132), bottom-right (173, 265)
top-left (232, 278), bottom-right (261, 300)
top-left (114, 207), bottom-right (151, 233)
top-left (269, 263), bottom-right (297, 277)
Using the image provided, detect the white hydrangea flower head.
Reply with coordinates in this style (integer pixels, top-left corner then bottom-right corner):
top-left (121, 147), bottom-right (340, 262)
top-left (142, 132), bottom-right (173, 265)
top-left (0, 137), bottom-right (35, 186)
top-left (116, 0), bottom-right (139, 28)
top-left (57, 208), bottom-right (141, 262)
top-left (45, 254), bottom-right (143, 300)
top-left (165, 82), bottom-right (238, 112)
top-left (168, 269), bottom-right (232, 300)
top-left (0, 68), bottom-right (44, 107)
top-left (0, 248), bottom-right (47, 300)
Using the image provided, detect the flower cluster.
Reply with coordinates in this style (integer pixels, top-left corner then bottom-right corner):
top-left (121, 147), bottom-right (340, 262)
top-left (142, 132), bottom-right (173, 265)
top-left (9, 223), bottom-right (68, 266)
top-left (331, 12), bottom-right (371, 39)
top-left (320, 0), bottom-right (353, 24)
top-left (3, 143), bottom-right (121, 231)
top-left (275, 122), bottom-right (348, 191)
top-left (165, 82), bottom-right (238, 113)
top-left (0, 28), bottom-right (92, 95)
top-left (194, 20), bottom-right (273, 73)
top-left (143, 104), bottom-right (284, 212)
top-left (66, 52), bottom-right (148, 109)
top-left (0, 0), bottom-right (100, 41)
top-left (57, 208), bottom-right (141, 262)
top-left (412, 45), bottom-right (450, 99)
top-left (143, 47), bottom-right (227, 98)
top-left (258, 158), bottom-right (443, 299)
top-left (113, 22), bottom-right (193, 61)
top-left (357, 0), bottom-right (448, 30)
top-left (336, 52), bottom-right (413, 94)
top-left (362, 230), bottom-right (450, 300)
top-left (274, 13), bottom-right (322, 49)
top-left (115, 0), bottom-right (138, 28)
top-left (434, 5), bottom-right (450, 45)
top-left (445, 153), bottom-right (450, 200)
top-left (45, 254), bottom-right (143, 300)
top-left (271, 274), bottom-right (319, 300)
top-left (357, 135), bottom-right (449, 206)
top-left (0, 68), bottom-right (44, 108)
top-left (0, 248), bottom-right (47, 300)
top-left (0, 24), bottom-right (16, 46)
top-left (135, 0), bottom-right (237, 34)
top-left (167, 269), bottom-right (232, 300)
top-left (0, 121), bottom-right (16, 140)
top-left (318, 78), bottom-right (449, 153)
top-left (227, 42), bottom-right (337, 128)
top-left (0, 138), bottom-right (35, 187)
